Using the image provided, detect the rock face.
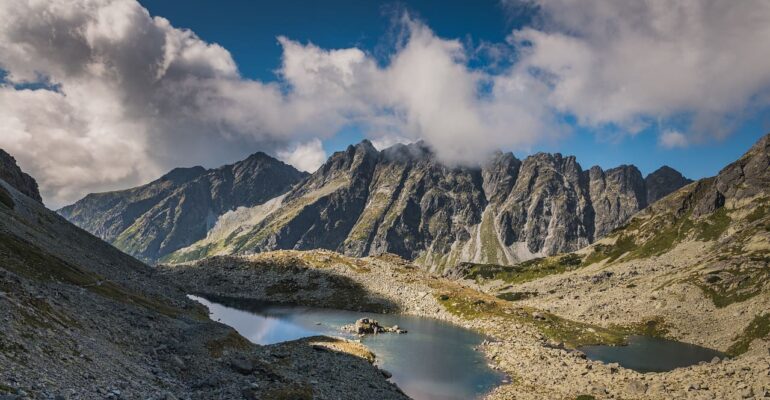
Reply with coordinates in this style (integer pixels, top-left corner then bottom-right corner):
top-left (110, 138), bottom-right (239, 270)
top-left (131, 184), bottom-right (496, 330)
top-left (645, 166), bottom-right (694, 203)
top-left (168, 141), bottom-right (689, 270)
top-left (343, 318), bottom-right (407, 335)
top-left (0, 155), bottom-right (407, 400)
top-left (58, 152), bottom-right (307, 262)
top-left (0, 149), bottom-right (42, 203)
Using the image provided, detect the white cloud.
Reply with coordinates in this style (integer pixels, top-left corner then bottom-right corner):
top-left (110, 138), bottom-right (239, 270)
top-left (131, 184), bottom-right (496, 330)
top-left (658, 130), bottom-right (689, 149)
top-left (277, 139), bottom-right (327, 173)
top-left (511, 0), bottom-right (770, 139)
top-left (2, 0), bottom-right (770, 207)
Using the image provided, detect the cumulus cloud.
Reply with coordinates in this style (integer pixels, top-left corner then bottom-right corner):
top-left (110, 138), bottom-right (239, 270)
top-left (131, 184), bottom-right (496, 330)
top-left (511, 0), bottom-right (770, 138)
top-left (658, 130), bottom-right (689, 149)
top-left (1, 0), bottom-right (770, 207)
top-left (277, 139), bottom-right (327, 173)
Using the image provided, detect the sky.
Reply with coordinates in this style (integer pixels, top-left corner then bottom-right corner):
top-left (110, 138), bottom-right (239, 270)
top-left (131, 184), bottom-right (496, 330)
top-left (1, 0), bottom-right (769, 208)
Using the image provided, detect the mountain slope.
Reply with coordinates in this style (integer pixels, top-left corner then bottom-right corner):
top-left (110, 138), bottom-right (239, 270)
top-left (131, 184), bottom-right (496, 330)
top-left (0, 148), bottom-right (42, 203)
top-left (0, 158), bottom-right (405, 399)
top-left (168, 141), bottom-right (689, 269)
top-left (463, 133), bottom-right (770, 358)
top-left (59, 152), bottom-right (307, 262)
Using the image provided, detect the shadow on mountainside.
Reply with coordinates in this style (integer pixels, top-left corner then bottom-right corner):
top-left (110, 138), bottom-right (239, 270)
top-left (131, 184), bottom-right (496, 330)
top-left (160, 255), bottom-right (402, 314)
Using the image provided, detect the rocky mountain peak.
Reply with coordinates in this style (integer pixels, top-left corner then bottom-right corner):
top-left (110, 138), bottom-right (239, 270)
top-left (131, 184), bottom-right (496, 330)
top-left (59, 152), bottom-right (307, 262)
top-left (0, 149), bottom-right (43, 203)
top-left (645, 165), bottom-right (693, 203)
top-left (160, 166), bottom-right (207, 184)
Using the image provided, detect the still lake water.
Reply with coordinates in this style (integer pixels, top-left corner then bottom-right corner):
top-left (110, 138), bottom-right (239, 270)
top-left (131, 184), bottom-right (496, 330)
top-left (579, 335), bottom-right (726, 373)
top-left (189, 295), bottom-right (506, 400)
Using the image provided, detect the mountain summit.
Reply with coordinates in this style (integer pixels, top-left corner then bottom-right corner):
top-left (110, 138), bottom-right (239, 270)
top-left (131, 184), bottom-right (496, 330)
top-left (159, 141), bottom-right (690, 269)
top-left (58, 152), bottom-right (307, 262)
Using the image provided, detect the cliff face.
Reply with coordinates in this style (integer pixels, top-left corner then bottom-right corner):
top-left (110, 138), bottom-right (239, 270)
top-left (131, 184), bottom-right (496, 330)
top-left (167, 141), bottom-right (689, 270)
top-left (59, 153), bottom-right (307, 262)
top-left (645, 166), bottom-right (694, 204)
top-left (0, 149), bottom-right (42, 203)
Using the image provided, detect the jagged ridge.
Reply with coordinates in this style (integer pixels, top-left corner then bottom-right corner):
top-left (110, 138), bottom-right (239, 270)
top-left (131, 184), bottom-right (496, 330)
top-left (168, 140), bottom-right (689, 269)
top-left (58, 152), bottom-right (307, 262)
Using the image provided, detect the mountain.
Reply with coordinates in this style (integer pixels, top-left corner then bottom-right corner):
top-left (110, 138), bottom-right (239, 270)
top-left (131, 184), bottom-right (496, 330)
top-left (166, 141), bottom-right (690, 270)
top-left (0, 148), bottom-right (42, 203)
top-left (59, 152), bottom-right (307, 262)
top-left (644, 165), bottom-right (694, 203)
top-left (0, 155), bottom-right (405, 399)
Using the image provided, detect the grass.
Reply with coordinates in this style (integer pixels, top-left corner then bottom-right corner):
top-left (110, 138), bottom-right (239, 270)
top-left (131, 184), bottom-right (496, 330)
top-left (433, 283), bottom-right (664, 348)
top-left (261, 385), bottom-right (313, 400)
top-left (0, 232), bottom-right (182, 318)
top-left (583, 208), bottom-right (731, 265)
top-left (694, 208), bottom-right (731, 241)
top-left (496, 292), bottom-right (537, 301)
top-left (693, 260), bottom-right (770, 307)
top-left (727, 313), bottom-right (770, 356)
top-left (205, 331), bottom-right (251, 357)
top-left (462, 254), bottom-right (584, 285)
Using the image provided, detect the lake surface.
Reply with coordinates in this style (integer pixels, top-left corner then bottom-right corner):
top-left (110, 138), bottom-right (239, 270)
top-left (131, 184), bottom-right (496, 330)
top-left (579, 335), bottom-right (726, 373)
top-left (189, 294), bottom-right (506, 400)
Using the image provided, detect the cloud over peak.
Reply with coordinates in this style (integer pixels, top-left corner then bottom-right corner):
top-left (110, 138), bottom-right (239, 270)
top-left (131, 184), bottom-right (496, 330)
top-left (1, 0), bottom-right (770, 207)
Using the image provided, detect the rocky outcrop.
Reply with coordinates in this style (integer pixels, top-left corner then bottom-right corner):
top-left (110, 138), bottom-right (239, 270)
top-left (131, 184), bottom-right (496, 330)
top-left (343, 318), bottom-right (407, 335)
top-left (645, 166), bottom-right (693, 204)
top-left (0, 149), bottom-right (42, 203)
top-left (59, 152), bottom-right (307, 262)
top-left (168, 141), bottom-right (689, 269)
top-left (0, 156), bottom-right (405, 400)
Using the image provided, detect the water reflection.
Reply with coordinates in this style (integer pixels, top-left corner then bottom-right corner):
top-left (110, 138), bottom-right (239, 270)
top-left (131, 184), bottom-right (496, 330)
top-left (190, 295), bottom-right (505, 400)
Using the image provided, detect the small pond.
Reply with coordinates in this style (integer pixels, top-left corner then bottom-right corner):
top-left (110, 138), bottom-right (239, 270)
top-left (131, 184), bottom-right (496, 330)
top-left (189, 294), bottom-right (506, 400)
top-left (579, 335), bottom-right (726, 373)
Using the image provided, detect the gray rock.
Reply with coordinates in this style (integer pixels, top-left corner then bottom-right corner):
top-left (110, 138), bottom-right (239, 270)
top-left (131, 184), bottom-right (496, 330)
top-left (0, 148), bottom-right (42, 203)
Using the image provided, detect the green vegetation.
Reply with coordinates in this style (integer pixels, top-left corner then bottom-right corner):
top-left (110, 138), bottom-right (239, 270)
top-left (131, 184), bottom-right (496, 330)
top-left (584, 208), bottom-right (733, 265)
top-left (745, 197), bottom-right (769, 224)
top-left (496, 291), bottom-right (537, 301)
top-left (434, 284), bottom-right (666, 348)
top-left (205, 331), bottom-right (251, 357)
top-left (262, 385), bottom-right (313, 400)
top-left (0, 232), bottom-right (182, 317)
top-left (0, 186), bottom-right (14, 209)
top-left (463, 254), bottom-right (584, 285)
top-left (694, 262), bottom-right (770, 307)
top-left (694, 208), bottom-right (731, 241)
top-left (583, 235), bottom-right (636, 265)
top-left (727, 313), bottom-right (770, 356)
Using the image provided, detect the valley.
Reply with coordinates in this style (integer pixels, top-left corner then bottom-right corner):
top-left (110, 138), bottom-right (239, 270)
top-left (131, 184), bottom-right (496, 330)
top-left (1, 134), bottom-right (768, 399)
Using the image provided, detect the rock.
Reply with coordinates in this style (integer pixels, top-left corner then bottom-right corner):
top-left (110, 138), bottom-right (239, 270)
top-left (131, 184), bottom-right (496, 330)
top-left (342, 318), bottom-right (406, 335)
top-left (58, 152), bottom-right (307, 262)
top-left (171, 355), bottom-right (185, 370)
top-left (230, 358), bottom-right (255, 375)
top-left (532, 312), bottom-right (547, 321)
top-left (0, 149), bottom-right (42, 203)
top-left (627, 379), bottom-right (647, 395)
top-left (380, 369), bottom-right (393, 379)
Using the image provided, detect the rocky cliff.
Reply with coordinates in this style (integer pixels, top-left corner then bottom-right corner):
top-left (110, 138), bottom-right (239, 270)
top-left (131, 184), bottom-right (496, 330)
top-left (0, 153), bottom-right (404, 400)
top-left (59, 152), bottom-right (307, 262)
top-left (645, 165), bottom-right (693, 204)
top-left (167, 141), bottom-right (689, 270)
top-left (0, 149), bottom-right (42, 203)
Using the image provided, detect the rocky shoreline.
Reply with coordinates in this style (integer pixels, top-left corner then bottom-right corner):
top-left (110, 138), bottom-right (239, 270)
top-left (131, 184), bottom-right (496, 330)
top-left (0, 181), bottom-right (406, 400)
top-left (160, 250), bottom-right (770, 399)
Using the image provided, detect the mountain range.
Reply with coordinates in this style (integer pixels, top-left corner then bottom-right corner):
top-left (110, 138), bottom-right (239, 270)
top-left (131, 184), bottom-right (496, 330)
top-left (60, 141), bottom-right (691, 268)
top-left (58, 153), bottom-right (307, 262)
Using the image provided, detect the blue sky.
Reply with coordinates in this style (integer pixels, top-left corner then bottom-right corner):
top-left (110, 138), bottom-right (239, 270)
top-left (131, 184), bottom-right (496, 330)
top-left (3, 1), bottom-right (770, 207)
top-left (138, 0), bottom-right (768, 179)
